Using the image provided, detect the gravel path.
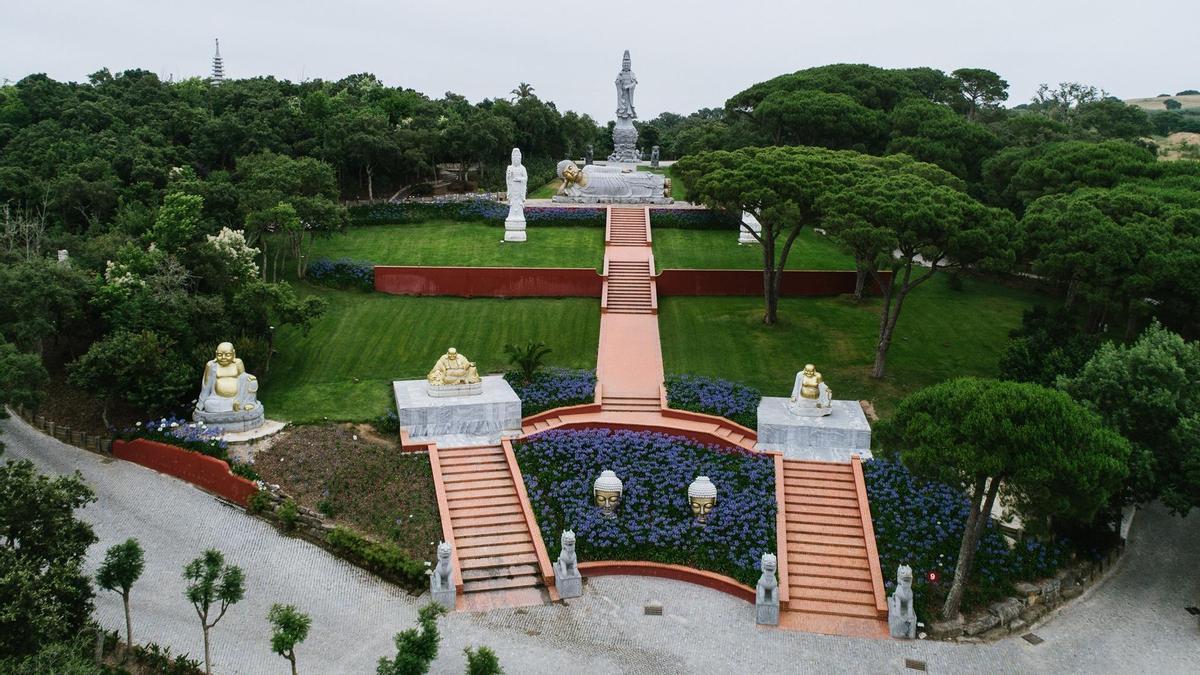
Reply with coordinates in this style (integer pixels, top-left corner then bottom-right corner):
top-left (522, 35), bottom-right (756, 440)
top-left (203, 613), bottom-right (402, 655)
top-left (4, 415), bottom-right (1198, 674)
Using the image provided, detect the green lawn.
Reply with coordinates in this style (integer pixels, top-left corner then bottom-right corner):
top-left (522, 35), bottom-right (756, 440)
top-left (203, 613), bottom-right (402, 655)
top-left (529, 179), bottom-right (562, 199)
top-left (659, 275), bottom-right (1047, 417)
top-left (261, 286), bottom-right (601, 422)
top-left (307, 221), bottom-right (604, 269)
top-left (652, 228), bottom-right (857, 270)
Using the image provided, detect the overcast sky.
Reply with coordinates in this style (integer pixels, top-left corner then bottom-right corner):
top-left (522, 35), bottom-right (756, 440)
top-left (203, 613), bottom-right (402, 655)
top-left (2, 0), bottom-right (1195, 121)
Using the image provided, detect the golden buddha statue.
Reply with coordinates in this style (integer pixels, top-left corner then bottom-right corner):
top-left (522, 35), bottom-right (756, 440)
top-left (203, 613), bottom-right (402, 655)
top-left (427, 348), bottom-right (480, 386)
top-left (788, 363), bottom-right (833, 416)
top-left (195, 342), bottom-right (259, 413)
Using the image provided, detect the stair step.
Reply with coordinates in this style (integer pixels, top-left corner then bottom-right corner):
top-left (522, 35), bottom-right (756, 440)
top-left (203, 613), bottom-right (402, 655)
top-left (786, 599), bottom-right (883, 619)
top-left (452, 513), bottom-right (528, 529)
top-left (454, 532), bottom-right (532, 548)
top-left (442, 460), bottom-right (508, 474)
top-left (462, 575), bottom-right (541, 593)
top-left (786, 532), bottom-right (868, 547)
top-left (439, 453), bottom-right (504, 467)
top-left (788, 553), bottom-right (869, 570)
top-left (460, 552), bottom-right (539, 570)
top-left (789, 576), bottom-right (876, 594)
top-left (461, 563), bottom-right (540, 581)
top-left (454, 522), bottom-right (531, 538)
top-left (457, 541), bottom-right (535, 558)
top-left (785, 503), bottom-right (863, 518)
top-left (445, 478), bottom-right (514, 493)
top-left (786, 495), bottom-right (861, 509)
top-left (445, 486), bottom-right (519, 502)
top-left (448, 503), bottom-right (523, 518)
top-left (791, 542), bottom-right (868, 558)
top-left (443, 470), bottom-right (512, 484)
top-left (788, 586), bottom-right (878, 606)
top-left (787, 515), bottom-right (864, 531)
top-left (787, 564), bottom-right (872, 582)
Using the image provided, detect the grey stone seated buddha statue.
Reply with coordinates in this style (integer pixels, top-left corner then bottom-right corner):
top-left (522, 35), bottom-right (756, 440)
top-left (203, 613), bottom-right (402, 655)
top-left (193, 342), bottom-right (266, 432)
top-left (552, 160), bottom-right (673, 204)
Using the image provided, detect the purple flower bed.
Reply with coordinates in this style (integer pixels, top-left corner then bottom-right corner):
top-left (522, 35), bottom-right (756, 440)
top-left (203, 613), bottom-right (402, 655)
top-left (863, 458), bottom-right (1069, 614)
top-left (665, 374), bottom-right (760, 430)
top-left (306, 257), bottom-right (375, 290)
top-left (119, 416), bottom-right (229, 461)
top-left (514, 428), bottom-right (776, 586)
top-left (505, 368), bottom-right (596, 417)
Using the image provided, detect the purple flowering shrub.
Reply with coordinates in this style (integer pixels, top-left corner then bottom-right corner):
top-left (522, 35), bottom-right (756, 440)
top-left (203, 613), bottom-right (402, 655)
top-left (306, 258), bottom-right (374, 290)
top-left (505, 368), bottom-right (596, 416)
top-left (514, 429), bottom-right (776, 586)
top-left (864, 459), bottom-right (1069, 615)
top-left (119, 416), bottom-right (229, 461)
top-left (665, 374), bottom-right (760, 430)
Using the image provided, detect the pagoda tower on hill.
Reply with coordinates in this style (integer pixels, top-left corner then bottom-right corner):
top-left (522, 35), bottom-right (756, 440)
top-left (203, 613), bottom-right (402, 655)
top-left (209, 39), bottom-right (225, 86)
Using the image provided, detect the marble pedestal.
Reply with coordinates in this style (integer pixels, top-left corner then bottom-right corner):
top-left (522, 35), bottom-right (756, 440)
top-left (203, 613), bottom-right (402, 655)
top-left (193, 406), bottom-right (265, 433)
top-left (756, 398), bottom-right (872, 461)
top-left (739, 211), bottom-right (762, 245)
top-left (393, 375), bottom-right (521, 448)
top-left (504, 216), bottom-right (527, 242)
top-left (554, 563), bottom-right (582, 598)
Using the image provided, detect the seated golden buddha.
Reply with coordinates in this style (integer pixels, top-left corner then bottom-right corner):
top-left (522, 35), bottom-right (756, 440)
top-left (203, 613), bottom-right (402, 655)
top-left (193, 342), bottom-right (266, 432)
top-left (427, 348), bottom-right (480, 386)
top-left (787, 363), bottom-right (833, 417)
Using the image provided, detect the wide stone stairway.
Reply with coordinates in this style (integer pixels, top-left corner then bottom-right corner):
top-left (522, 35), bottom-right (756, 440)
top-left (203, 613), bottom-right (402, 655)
top-left (431, 442), bottom-right (551, 610)
top-left (777, 458), bottom-right (888, 637)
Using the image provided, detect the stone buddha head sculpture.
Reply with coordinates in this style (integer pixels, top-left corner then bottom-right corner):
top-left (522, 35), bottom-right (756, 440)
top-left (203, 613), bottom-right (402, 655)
top-left (215, 342), bottom-right (237, 367)
top-left (593, 470), bottom-right (623, 517)
top-left (557, 160), bottom-right (587, 188)
top-left (688, 476), bottom-right (718, 523)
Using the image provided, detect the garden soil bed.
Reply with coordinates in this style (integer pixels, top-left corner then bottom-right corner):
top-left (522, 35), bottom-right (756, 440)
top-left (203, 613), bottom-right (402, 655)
top-left (252, 424), bottom-right (441, 564)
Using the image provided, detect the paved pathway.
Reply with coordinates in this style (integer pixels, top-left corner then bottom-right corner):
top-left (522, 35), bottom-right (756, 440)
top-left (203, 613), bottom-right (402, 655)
top-left (5, 415), bottom-right (1199, 674)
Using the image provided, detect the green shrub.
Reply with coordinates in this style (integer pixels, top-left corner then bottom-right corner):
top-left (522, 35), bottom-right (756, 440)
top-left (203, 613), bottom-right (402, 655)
top-left (465, 645), bottom-right (504, 675)
top-left (247, 490), bottom-right (272, 514)
top-left (325, 527), bottom-right (427, 589)
top-left (277, 499), bottom-right (299, 532)
top-left (317, 499), bottom-right (337, 518)
top-left (230, 462), bottom-right (260, 481)
top-left (371, 410), bottom-right (400, 435)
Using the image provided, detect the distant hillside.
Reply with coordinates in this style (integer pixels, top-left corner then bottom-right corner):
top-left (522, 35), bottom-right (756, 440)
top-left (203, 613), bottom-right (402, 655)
top-left (1125, 94), bottom-right (1200, 111)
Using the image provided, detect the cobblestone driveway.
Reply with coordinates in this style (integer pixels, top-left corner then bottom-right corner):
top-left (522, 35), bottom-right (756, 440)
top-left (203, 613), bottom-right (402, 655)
top-left (3, 416), bottom-right (1198, 674)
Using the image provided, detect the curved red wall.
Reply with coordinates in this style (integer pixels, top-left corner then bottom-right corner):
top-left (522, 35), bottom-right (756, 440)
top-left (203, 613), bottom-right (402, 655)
top-left (375, 266), bottom-right (603, 297)
top-left (654, 269), bottom-right (891, 297)
top-left (112, 439), bottom-right (258, 506)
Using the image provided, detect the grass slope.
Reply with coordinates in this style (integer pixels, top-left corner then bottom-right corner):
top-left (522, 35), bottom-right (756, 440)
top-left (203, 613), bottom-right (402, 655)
top-left (652, 228), bottom-right (857, 270)
top-left (307, 221), bottom-right (604, 269)
top-left (638, 165), bottom-right (688, 200)
top-left (659, 274), bottom-right (1046, 417)
top-left (262, 286), bottom-right (600, 422)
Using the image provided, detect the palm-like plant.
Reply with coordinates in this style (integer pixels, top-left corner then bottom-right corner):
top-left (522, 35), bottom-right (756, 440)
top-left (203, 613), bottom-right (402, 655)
top-left (505, 341), bottom-right (551, 383)
top-left (511, 82), bottom-right (535, 100)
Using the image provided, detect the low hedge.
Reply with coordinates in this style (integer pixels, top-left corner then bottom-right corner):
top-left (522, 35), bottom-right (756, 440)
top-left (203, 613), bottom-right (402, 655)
top-left (306, 257), bottom-right (375, 291)
top-left (325, 526), bottom-right (428, 590)
top-left (349, 199), bottom-right (739, 230)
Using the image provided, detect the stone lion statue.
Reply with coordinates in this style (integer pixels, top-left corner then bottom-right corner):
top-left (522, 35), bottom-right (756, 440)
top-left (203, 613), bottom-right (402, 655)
top-left (888, 563), bottom-right (917, 639)
top-left (431, 542), bottom-right (453, 592)
top-left (555, 530), bottom-right (578, 577)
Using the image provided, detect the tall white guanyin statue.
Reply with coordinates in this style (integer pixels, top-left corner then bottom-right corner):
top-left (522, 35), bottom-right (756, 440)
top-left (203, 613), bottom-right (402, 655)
top-left (504, 147), bottom-right (528, 242)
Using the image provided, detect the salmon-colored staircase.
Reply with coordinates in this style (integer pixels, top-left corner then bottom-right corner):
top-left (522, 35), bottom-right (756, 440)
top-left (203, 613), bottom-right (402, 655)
top-left (429, 442), bottom-right (555, 611)
top-left (777, 457), bottom-right (889, 637)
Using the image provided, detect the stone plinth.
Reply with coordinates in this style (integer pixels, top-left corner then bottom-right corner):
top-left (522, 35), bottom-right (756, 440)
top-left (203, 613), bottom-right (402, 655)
top-left (756, 398), bottom-right (872, 461)
top-left (393, 375), bottom-right (521, 447)
top-left (427, 382), bottom-right (483, 398)
top-left (504, 216), bottom-right (527, 242)
top-left (193, 406), bottom-right (266, 434)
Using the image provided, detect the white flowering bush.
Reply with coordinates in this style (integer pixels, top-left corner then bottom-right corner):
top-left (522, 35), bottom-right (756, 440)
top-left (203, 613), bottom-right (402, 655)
top-left (205, 227), bottom-right (260, 280)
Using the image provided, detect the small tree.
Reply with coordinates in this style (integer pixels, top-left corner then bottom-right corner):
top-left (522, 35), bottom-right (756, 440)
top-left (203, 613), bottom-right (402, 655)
top-left (1164, 98), bottom-right (1182, 111)
top-left (877, 378), bottom-right (1129, 619)
top-left (268, 604), bottom-right (311, 675)
top-left (96, 538), bottom-right (145, 652)
top-left (183, 549), bottom-right (245, 675)
top-left (376, 602), bottom-right (446, 675)
top-left (464, 646), bottom-right (503, 675)
top-left (504, 341), bottom-right (551, 383)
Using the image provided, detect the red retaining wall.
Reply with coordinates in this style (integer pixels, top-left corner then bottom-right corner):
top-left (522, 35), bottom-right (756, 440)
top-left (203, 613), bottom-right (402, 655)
top-left (112, 439), bottom-right (258, 506)
top-left (375, 266), bottom-right (603, 298)
top-left (655, 269), bottom-right (891, 297)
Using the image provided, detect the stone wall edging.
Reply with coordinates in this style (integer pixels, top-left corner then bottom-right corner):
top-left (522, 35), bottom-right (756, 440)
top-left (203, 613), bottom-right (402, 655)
top-left (9, 405), bottom-right (114, 455)
top-left (112, 438), bottom-right (257, 506)
top-left (927, 543), bottom-right (1126, 641)
top-left (577, 560), bottom-right (756, 603)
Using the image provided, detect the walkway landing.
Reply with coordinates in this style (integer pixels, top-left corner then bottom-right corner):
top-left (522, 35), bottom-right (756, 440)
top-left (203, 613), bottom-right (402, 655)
top-left (597, 207), bottom-right (663, 412)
